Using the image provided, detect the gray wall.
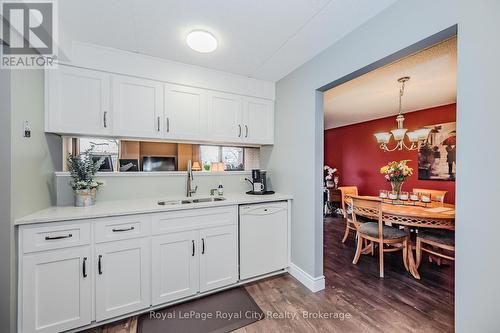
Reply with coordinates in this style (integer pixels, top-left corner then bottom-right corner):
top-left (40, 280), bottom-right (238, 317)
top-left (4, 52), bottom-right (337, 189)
top-left (7, 69), bottom-right (62, 332)
top-left (0, 69), bottom-right (13, 332)
top-left (263, 0), bottom-right (500, 331)
top-left (10, 70), bottom-right (61, 219)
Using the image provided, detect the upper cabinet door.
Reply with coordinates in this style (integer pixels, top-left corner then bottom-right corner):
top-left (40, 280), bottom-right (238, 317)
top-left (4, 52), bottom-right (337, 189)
top-left (46, 66), bottom-right (111, 136)
top-left (243, 97), bottom-right (274, 145)
top-left (164, 84), bottom-right (208, 140)
top-left (22, 247), bottom-right (92, 333)
top-left (95, 238), bottom-right (151, 321)
top-left (207, 92), bottom-right (243, 143)
top-left (199, 225), bottom-right (238, 293)
top-left (113, 75), bottom-right (164, 139)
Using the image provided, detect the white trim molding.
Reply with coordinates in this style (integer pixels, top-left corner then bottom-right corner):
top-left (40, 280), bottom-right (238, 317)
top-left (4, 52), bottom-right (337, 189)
top-left (288, 263), bottom-right (325, 293)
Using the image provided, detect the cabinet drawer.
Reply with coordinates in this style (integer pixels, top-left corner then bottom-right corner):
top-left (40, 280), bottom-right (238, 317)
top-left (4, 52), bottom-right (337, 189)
top-left (22, 221), bottom-right (91, 253)
top-left (152, 206), bottom-right (237, 235)
top-left (94, 215), bottom-right (151, 243)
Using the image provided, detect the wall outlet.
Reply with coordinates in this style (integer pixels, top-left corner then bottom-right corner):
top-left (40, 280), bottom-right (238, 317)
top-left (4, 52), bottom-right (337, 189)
top-left (23, 121), bottom-right (31, 138)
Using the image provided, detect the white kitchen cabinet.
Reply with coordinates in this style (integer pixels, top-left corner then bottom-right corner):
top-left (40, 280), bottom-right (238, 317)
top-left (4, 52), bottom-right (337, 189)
top-left (242, 97), bottom-right (274, 144)
top-left (206, 93), bottom-right (274, 145)
top-left (151, 230), bottom-right (199, 305)
top-left (199, 225), bottom-right (238, 292)
top-left (207, 91), bottom-right (243, 143)
top-left (95, 238), bottom-right (151, 321)
top-left (45, 66), bottom-right (111, 135)
top-left (164, 84), bottom-right (208, 140)
top-left (113, 75), bottom-right (164, 139)
top-left (21, 247), bottom-right (92, 333)
top-left (18, 202), bottom-right (288, 332)
top-left (45, 65), bottom-right (275, 145)
top-left (151, 206), bottom-right (238, 300)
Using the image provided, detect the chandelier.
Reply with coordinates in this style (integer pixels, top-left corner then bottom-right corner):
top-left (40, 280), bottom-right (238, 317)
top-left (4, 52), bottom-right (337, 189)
top-left (374, 76), bottom-right (431, 152)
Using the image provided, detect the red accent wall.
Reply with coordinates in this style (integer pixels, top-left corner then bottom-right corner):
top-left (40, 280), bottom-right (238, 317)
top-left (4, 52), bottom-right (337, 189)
top-left (324, 104), bottom-right (456, 203)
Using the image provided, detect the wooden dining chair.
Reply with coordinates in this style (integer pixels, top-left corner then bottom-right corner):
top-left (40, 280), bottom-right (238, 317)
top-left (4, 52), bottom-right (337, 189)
top-left (412, 188), bottom-right (447, 203)
top-left (351, 196), bottom-right (409, 278)
top-left (338, 186), bottom-right (359, 243)
top-left (416, 229), bottom-right (455, 269)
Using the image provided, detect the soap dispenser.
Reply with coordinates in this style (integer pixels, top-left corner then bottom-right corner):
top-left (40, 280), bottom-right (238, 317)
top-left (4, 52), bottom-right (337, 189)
top-left (218, 181), bottom-right (224, 196)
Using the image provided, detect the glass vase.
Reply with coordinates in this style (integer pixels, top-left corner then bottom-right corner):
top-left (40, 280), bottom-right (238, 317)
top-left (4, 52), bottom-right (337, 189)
top-left (390, 181), bottom-right (404, 196)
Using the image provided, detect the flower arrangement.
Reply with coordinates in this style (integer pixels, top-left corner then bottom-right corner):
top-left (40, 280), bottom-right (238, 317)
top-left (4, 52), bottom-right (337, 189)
top-left (380, 160), bottom-right (413, 182)
top-left (67, 149), bottom-right (105, 206)
top-left (324, 165), bottom-right (337, 181)
top-left (380, 160), bottom-right (413, 194)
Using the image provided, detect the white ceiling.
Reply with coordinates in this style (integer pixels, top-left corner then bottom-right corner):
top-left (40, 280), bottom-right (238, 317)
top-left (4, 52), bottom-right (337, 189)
top-left (323, 37), bottom-right (457, 129)
top-left (57, 0), bottom-right (397, 82)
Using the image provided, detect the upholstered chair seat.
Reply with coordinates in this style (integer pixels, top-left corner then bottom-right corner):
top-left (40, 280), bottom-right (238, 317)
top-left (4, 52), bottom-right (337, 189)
top-left (359, 222), bottom-right (408, 239)
top-left (418, 229), bottom-right (455, 246)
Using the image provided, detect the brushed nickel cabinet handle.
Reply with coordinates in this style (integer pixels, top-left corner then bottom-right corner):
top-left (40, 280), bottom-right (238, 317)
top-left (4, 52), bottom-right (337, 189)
top-left (103, 112), bottom-right (108, 128)
top-left (112, 226), bottom-right (135, 232)
top-left (157, 116), bottom-right (161, 131)
top-left (166, 117), bottom-right (170, 132)
top-left (82, 257), bottom-right (87, 278)
top-left (98, 255), bottom-right (103, 275)
top-left (245, 125), bottom-right (248, 138)
top-left (238, 124), bottom-right (242, 137)
top-left (45, 234), bottom-right (72, 240)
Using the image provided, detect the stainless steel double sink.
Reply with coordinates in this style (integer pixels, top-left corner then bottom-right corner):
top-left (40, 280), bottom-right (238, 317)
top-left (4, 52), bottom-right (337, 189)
top-left (157, 197), bottom-right (226, 206)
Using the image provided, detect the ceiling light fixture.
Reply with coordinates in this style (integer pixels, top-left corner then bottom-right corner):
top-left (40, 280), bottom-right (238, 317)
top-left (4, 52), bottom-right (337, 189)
top-left (186, 30), bottom-right (218, 53)
top-left (374, 76), bottom-right (432, 152)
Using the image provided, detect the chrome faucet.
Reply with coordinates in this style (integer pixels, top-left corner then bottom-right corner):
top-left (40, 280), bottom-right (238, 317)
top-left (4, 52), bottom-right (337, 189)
top-left (186, 160), bottom-right (198, 197)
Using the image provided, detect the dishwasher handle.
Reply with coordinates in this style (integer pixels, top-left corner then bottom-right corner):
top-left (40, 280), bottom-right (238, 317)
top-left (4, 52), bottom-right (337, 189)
top-left (240, 205), bottom-right (286, 216)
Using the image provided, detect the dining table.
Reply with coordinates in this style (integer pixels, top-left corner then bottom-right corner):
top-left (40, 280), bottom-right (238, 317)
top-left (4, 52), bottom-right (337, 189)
top-left (346, 195), bottom-right (455, 279)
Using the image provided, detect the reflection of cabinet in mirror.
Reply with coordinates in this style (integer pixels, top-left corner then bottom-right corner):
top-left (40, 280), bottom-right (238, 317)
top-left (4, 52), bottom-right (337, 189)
top-left (119, 141), bottom-right (200, 171)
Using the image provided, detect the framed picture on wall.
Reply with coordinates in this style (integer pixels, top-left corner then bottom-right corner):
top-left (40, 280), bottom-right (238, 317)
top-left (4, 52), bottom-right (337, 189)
top-left (418, 121), bottom-right (456, 181)
top-left (119, 159), bottom-right (140, 172)
top-left (91, 155), bottom-right (114, 172)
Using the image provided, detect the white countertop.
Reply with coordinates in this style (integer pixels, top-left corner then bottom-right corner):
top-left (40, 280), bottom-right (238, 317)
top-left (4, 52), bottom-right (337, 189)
top-left (15, 192), bottom-right (293, 225)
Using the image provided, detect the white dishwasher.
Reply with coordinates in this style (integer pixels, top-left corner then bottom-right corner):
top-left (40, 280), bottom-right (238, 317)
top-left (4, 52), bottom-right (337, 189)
top-left (239, 201), bottom-right (288, 280)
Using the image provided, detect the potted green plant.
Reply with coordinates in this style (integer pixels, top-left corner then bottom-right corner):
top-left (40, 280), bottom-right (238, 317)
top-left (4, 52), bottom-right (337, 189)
top-left (67, 149), bottom-right (105, 207)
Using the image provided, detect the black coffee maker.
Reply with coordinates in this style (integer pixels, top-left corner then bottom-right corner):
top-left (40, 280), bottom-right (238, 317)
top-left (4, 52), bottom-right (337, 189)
top-left (245, 169), bottom-right (275, 195)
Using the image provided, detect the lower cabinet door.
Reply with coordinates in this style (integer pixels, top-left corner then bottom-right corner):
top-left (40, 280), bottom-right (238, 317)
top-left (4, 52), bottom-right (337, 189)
top-left (95, 238), bottom-right (151, 321)
top-left (199, 226), bottom-right (238, 293)
top-left (22, 247), bottom-right (92, 333)
top-left (152, 230), bottom-right (199, 305)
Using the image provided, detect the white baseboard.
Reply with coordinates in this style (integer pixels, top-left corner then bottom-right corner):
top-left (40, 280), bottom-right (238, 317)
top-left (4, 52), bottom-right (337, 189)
top-left (288, 263), bottom-right (325, 292)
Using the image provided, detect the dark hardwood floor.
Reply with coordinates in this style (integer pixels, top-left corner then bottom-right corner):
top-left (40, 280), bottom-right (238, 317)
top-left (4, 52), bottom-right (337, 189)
top-left (85, 216), bottom-right (454, 333)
